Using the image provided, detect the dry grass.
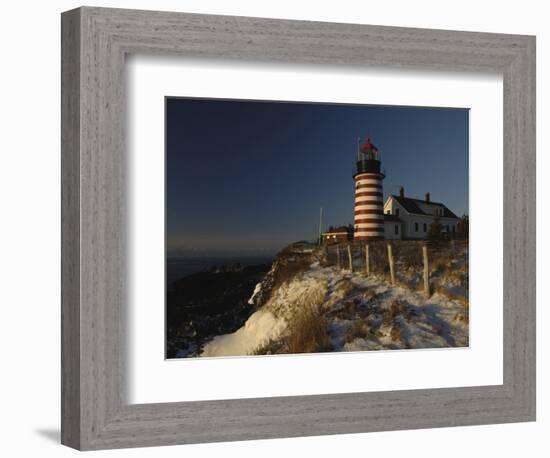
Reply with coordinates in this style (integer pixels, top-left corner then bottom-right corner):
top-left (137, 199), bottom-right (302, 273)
top-left (394, 277), bottom-right (416, 292)
top-left (256, 280), bottom-right (331, 355)
top-left (396, 244), bottom-right (423, 269)
top-left (251, 339), bottom-right (285, 355)
top-left (329, 298), bottom-right (366, 321)
top-left (430, 323), bottom-right (445, 336)
top-left (362, 290), bottom-right (379, 302)
top-left (325, 279), bottom-right (363, 317)
top-left (286, 303), bottom-right (332, 354)
top-left (453, 312), bottom-right (469, 325)
top-left (390, 323), bottom-right (402, 342)
top-left (284, 284), bottom-right (331, 354)
top-left (433, 285), bottom-right (469, 307)
top-left (444, 270), bottom-right (467, 284)
top-left (430, 254), bottom-right (454, 275)
top-left (271, 253), bottom-right (314, 290)
top-left (330, 241), bottom-right (468, 283)
top-left (390, 300), bottom-right (403, 319)
top-left (345, 320), bottom-right (370, 343)
top-left (344, 298), bottom-right (361, 315)
top-left (333, 279), bottom-right (354, 299)
top-left (388, 299), bottom-right (416, 321)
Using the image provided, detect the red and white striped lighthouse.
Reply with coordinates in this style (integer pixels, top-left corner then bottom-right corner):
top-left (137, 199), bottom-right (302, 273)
top-left (353, 138), bottom-right (385, 240)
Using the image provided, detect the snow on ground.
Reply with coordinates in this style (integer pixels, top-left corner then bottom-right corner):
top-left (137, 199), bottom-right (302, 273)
top-left (302, 267), bottom-right (468, 353)
top-left (333, 277), bottom-right (469, 352)
top-left (200, 256), bottom-right (469, 357)
top-left (247, 282), bottom-right (263, 305)
top-left (201, 309), bottom-right (286, 357)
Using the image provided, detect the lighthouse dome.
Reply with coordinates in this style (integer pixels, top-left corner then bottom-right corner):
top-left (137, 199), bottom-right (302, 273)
top-left (360, 138), bottom-right (378, 153)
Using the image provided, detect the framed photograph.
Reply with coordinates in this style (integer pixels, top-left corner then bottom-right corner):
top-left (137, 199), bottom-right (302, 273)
top-left (61, 6), bottom-right (535, 450)
top-left (164, 98), bottom-right (470, 359)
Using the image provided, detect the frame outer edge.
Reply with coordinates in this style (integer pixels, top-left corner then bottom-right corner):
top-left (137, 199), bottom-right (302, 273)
top-left (502, 35), bottom-right (536, 420)
top-left (521, 35), bottom-right (536, 420)
top-left (528, 36), bottom-right (536, 421)
top-left (61, 6), bottom-right (537, 450)
top-left (61, 7), bottom-right (82, 450)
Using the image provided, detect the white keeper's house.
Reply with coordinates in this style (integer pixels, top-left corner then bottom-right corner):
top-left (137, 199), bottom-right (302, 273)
top-left (382, 186), bottom-right (461, 240)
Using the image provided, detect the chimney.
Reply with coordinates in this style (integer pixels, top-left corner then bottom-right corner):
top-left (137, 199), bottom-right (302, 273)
top-left (425, 192), bottom-right (430, 203)
top-left (399, 186), bottom-right (404, 198)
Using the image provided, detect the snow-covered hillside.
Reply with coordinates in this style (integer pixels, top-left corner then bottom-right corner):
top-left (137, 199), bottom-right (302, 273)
top-left (200, 244), bottom-right (469, 357)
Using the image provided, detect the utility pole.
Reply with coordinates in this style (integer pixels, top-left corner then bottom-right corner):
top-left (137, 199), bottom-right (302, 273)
top-left (318, 207), bottom-right (323, 246)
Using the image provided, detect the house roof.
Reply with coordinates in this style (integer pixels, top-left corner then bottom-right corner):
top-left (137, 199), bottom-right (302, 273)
top-left (323, 226), bottom-right (351, 234)
top-left (384, 214), bottom-right (403, 223)
top-left (391, 195), bottom-right (459, 219)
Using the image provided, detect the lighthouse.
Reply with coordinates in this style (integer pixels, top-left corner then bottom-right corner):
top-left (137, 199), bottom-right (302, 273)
top-left (353, 138), bottom-right (385, 240)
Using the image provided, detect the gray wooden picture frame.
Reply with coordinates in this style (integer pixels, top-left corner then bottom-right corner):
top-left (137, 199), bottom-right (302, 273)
top-left (61, 6), bottom-right (536, 451)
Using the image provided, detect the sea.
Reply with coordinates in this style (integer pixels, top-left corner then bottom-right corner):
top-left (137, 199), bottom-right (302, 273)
top-left (166, 256), bottom-right (273, 288)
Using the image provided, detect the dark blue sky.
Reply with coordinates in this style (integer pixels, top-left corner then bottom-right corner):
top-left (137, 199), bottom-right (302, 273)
top-left (166, 98), bottom-right (468, 258)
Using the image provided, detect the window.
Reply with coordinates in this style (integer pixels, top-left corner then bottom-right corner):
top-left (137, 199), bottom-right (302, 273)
top-left (386, 210), bottom-right (390, 214)
top-left (452, 225), bottom-right (456, 233)
top-left (423, 223), bottom-right (427, 232)
top-left (415, 222), bottom-right (419, 232)
top-left (394, 224), bottom-right (399, 235)
top-left (446, 225), bottom-right (450, 232)
top-left (395, 208), bottom-right (400, 217)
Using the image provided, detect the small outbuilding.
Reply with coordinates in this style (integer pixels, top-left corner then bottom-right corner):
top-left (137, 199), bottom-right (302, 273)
top-left (321, 226), bottom-right (352, 245)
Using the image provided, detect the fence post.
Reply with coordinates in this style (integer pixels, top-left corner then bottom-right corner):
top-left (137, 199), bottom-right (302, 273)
top-left (451, 239), bottom-right (456, 257)
top-left (336, 244), bottom-right (341, 270)
top-left (320, 242), bottom-right (328, 267)
top-left (422, 244), bottom-right (430, 298)
top-left (347, 244), bottom-right (353, 272)
top-left (387, 243), bottom-right (395, 284)
top-left (365, 243), bottom-right (370, 275)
